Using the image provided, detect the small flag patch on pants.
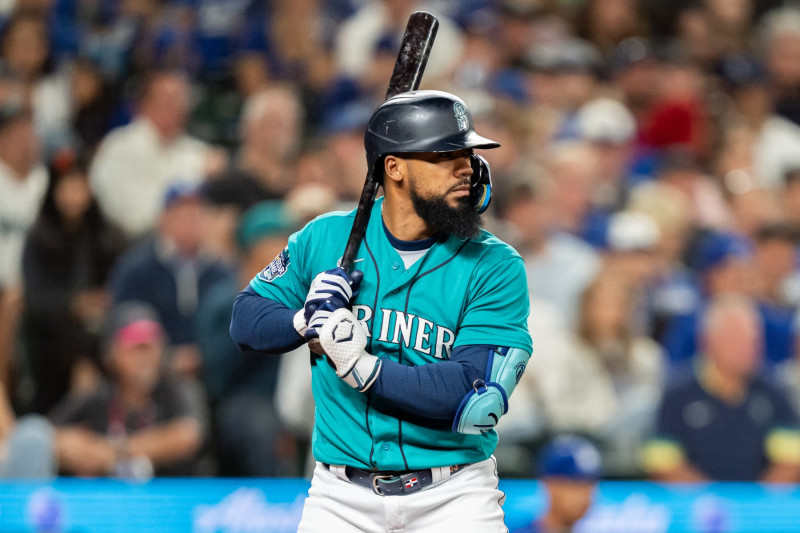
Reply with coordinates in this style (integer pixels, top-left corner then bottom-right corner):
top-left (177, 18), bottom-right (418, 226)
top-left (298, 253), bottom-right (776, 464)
top-left (404, 477), bottom-right (418, 488)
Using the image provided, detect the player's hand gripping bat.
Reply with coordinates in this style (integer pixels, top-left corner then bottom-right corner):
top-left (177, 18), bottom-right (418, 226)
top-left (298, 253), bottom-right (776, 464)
top-left (308, 11), bottom-right (439, 354)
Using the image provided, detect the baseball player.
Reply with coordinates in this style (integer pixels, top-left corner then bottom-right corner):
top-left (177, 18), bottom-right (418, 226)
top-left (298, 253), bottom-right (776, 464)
top-left (230, 90), bottom-right (532, 532)
top-left (510, 435), bottom-right (602, 533)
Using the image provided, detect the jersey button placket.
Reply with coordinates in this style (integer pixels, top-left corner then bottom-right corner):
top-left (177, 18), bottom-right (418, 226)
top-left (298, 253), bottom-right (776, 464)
top-left (391, 262), bottom-right (400, 270)
top-left (383, 442), bottom-right (391, 451)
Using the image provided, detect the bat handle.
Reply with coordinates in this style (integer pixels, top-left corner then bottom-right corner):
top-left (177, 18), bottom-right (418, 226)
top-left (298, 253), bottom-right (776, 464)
top-left (308, 338), bottom-right (325, 355)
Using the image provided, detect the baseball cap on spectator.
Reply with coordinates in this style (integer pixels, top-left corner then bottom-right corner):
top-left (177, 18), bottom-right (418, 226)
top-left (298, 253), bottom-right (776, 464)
top-left (497, 0), bottom-right (545, 20)
top-left (163, 181), bottom-right (203, 209)
top-left (107, 301), bottom-right (166, 350)
top-left (538, 435), bottom-right (602, 481)
top-left (199, 174), bottom-right (268, 212)
top-left (576, 98), bottom-right (636, 145)
top-left (692, 232), bottom-right (754, 273)
top-left (235, 200), bottom-right (299, 251)
top-left (658, 144), bottom-right (701, 174)
top-left (716, 54), bottom-right (767, 90)
top-left (607, 211), bottom-right (661, 252)
top-left (607, 37), bottom-right (656, 75)
top-left (319, 100), bottom-right (373, 136)
top-left (0, 98), bottom-right (30, 130)
top-left (524, 38), bottom-right (602, 74)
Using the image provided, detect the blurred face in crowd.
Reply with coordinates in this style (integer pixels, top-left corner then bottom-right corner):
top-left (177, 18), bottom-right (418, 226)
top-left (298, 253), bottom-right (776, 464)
top-left (703, 300), bottom-right (762, 380)
top-left (767, 32), bottom-right (800, 89)
top-left (584, 0), bottom-right (643, 49)
top-left (556, 71), bottom-right (596, 112)
top-left (1, 15), bottom-right (48, 81)
top-left (234, 53), bottom-right (270, 97)
top-left (705, 254), bottom-right (756, 295)
top-left (0, 113), bottom-right (40, 174)
top-left (732, 84), bottom-right (772, 123)
top-left (71, 60), bottom-right (104, 109)
top-left (160, 196), bottom-right (209, 257)
top-left (545, 478), bottom-right (596, 527)
top-left (705, 0), bottom-right (752, 38)
top-left (501, 185), bottom-right (553, 250)
top-left (755, 236), bottom-right (797, 290)
top-left (325, 131), bottom-right (367, 201)
top-left (547, 145), bottom-right (597, 230)
top-left (582, 276), bottom-right (631, 343)
top-left (54, 170), bottom-right (92, 223)
top-left (783, 176), bottom-right (800, 221)
top-left (592, 141), bottom-right (632, 184)
top-left (243, 88), bottom-right (302, 161)
top-left (140, 73), bottom-right (190, 140)
top-left (111, 322), bottom-right (165, 393)
top-left (614, 59), bottom-right (660, 112)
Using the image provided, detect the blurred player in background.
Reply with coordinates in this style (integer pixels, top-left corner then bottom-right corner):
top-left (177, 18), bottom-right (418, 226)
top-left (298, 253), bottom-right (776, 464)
top-left (512, 435), bottom-right (602, 533)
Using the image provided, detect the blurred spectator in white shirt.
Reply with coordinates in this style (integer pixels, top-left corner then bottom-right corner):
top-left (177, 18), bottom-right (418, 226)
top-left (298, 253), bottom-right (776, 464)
top-left (492, 168), bottom-right (601, 330)
top-left (532, 270), bottom-right (665, 478)
top-left (0, 102), bottom-right (46, 388)
top-left (90, 70), bottom-right (225, 237)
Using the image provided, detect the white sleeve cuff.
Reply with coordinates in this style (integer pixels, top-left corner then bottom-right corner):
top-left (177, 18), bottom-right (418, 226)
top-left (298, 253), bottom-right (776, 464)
top-left (293, 309), bottom-right (308, 337)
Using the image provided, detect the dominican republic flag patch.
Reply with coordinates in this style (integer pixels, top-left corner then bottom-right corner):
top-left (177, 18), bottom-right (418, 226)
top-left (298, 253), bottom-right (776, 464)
top-left (404, 477), bottom-right (418, 489)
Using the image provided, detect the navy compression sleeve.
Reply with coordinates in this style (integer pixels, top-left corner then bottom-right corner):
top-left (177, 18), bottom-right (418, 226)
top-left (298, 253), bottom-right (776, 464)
top-left (229, 285), bottom-right (305, 354)
top-left (370, 345), bottom-right (493, 420)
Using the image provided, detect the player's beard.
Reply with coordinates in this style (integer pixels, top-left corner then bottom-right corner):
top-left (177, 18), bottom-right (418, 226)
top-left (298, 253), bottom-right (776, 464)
top-left (408, 180), bottom-right (482, 239)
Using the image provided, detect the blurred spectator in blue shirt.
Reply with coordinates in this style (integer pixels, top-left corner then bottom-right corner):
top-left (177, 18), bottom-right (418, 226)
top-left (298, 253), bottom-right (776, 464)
top-left (662, 229), bottom-right (796, 367)
top-left (109, 181), bottom-right (232, 379)
top-left (642, 293), bottom-right (800, 482)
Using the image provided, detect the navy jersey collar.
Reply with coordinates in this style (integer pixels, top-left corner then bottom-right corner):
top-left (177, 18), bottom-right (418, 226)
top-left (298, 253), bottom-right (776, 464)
top-left (382, 218), bottom-right (442, 251)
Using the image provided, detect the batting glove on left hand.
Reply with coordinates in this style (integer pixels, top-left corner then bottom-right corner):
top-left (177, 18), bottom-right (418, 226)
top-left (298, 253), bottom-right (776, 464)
top-left (298, 268), bottom-right (363, 338)
top-left (318, 308), bottom-right (381, 392)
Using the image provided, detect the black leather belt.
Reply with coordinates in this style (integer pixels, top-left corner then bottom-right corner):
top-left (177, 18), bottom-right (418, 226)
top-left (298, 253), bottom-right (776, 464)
top-left (323, 463), bottom-right (468, 496)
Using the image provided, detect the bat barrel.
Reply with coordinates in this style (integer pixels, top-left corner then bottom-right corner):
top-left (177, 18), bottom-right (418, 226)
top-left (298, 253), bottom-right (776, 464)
top-left (386, 11), bottom-right (440, 100)
top-left (339, 11), bottom-right (439, 274)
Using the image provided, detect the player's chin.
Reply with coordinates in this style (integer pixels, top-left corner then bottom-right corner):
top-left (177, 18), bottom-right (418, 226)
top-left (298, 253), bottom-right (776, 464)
top-left (446, 192), bottom-right (472, 210)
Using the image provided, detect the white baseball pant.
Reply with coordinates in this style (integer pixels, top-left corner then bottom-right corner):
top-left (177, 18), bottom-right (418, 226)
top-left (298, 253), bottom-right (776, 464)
top-left (297, 456), bottom-right (507, 533)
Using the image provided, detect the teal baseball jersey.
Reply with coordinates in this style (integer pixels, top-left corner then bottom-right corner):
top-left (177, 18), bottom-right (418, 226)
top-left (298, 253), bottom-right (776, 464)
top-left (250, 197), bottom-right (532, 470)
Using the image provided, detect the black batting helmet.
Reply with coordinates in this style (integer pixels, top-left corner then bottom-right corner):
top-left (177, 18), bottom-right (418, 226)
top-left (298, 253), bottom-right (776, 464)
top-left (364, 90), bottom-right (500, 182)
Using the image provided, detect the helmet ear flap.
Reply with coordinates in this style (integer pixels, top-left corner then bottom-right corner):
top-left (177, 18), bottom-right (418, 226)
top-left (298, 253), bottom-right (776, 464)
top-left (470, 154), bottom-right (492, 213)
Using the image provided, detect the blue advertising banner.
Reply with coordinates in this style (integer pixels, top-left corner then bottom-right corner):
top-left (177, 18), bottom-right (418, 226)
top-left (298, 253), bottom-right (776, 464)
top-left (0, 478), bottom-right (799, 532)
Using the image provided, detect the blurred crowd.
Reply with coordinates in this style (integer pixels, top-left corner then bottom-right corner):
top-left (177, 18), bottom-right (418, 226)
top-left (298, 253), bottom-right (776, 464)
top-left (1, 0), bottom-right (800, 483)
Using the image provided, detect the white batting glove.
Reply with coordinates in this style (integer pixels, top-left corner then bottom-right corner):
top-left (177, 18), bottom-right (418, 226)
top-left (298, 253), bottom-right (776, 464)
top-left (318, 308), bottom-right (381, 392)
top-left (302, 268), bottom-right (364, 339)
top-left (304, 301), bottom-right (336, 341)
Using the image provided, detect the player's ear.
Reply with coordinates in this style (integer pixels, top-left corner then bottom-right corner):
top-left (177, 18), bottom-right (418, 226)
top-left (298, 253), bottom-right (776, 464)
top-left (383, 155), bottom-right (404, 184)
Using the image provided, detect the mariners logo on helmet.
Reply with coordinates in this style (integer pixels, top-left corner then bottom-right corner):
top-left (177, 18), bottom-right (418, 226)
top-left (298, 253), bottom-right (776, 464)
top-left (453, 102), bottom-right (469, 131)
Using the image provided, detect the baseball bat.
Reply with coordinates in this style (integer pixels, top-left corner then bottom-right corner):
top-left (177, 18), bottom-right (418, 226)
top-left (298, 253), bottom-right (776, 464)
top-left (309, 11), bottom-right (439, 354)
top-left (340, 11), bottom-right (439, 272)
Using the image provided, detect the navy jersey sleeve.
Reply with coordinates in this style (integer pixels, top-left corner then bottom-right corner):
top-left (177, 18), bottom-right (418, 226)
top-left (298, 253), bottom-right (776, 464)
top-left (370, 344), bottom-right (492, 420)
top-left (229, 286), bottom-right (305, 354)
top-left (229, 218), bottom-right (319, 354)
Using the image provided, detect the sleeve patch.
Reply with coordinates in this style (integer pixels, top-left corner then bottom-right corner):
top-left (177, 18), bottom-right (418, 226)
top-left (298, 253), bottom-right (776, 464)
top-left (257, 248), bottom-right (290, 283)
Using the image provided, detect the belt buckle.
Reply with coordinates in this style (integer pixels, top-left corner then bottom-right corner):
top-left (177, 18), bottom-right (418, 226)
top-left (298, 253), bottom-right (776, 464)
top-left (370, 474), bottom-right (394, 496)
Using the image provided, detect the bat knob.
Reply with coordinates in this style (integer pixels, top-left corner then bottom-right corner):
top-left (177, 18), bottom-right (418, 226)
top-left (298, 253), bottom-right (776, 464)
top-left (308, 338), bottom-right (327, 355)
